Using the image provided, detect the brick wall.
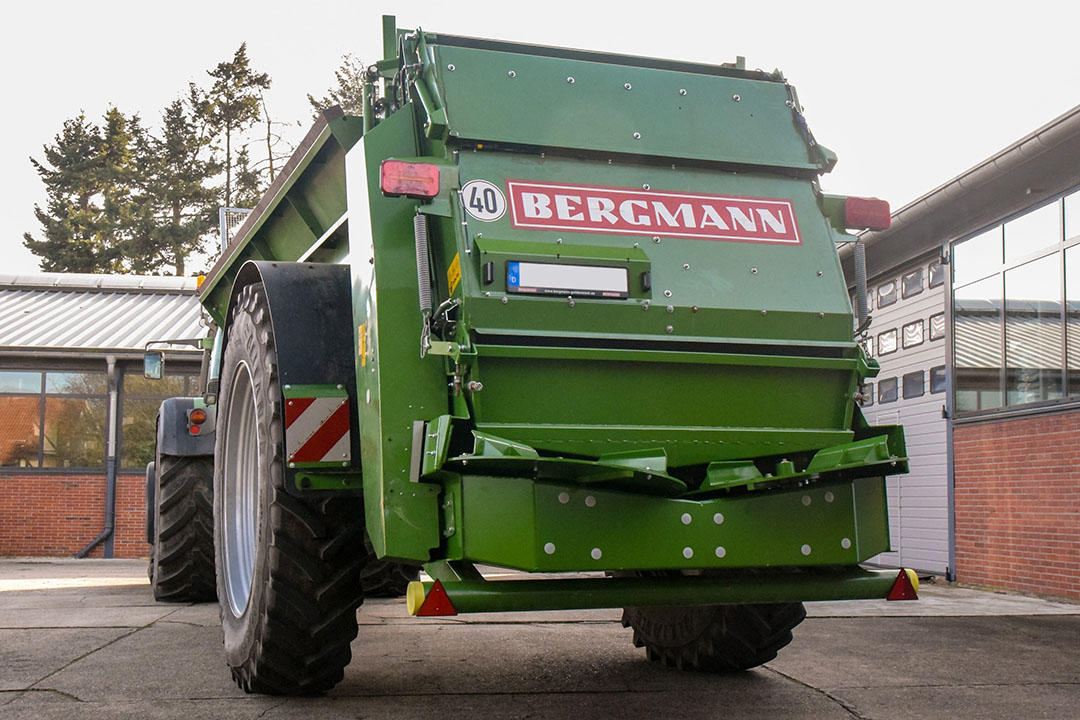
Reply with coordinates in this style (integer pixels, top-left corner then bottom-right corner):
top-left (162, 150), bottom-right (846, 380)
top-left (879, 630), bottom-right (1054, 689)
top-left (0, 473), bottom-right (148, 559)
top-left (954, 411), bottom-right (1080, 601)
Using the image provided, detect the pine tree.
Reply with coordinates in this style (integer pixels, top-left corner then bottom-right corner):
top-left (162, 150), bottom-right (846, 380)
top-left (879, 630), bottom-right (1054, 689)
top-left (204, 43), bottom-right (271, 209)
top-left (24, 110), bottom-right (133, 273)
top-left (231, 146), bottom-right (263, 209)
top-left (129, 90), bottom-right (221, 275)
top-left (308, 53), bottom-right (366, 117)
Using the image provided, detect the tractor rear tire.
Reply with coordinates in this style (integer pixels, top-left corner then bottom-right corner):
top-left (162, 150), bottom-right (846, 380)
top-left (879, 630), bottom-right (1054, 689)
top-left (149, 454), bottom-right (216, 603)
top-left (359, 532), bottom-right (420, 598)
top-left (215, 282), bottom-right (365, 695)
top-left (622, 602), bottom-right (806, 672)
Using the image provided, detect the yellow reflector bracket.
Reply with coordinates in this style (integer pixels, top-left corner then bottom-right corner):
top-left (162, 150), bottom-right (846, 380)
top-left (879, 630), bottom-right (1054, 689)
top-left (407, 581), bottom-right (426, 616)
top-left (905, 568), bottom-right (920, 595)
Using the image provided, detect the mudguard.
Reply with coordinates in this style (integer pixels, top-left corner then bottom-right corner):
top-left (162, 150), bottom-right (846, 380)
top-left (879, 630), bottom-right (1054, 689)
top-left (222, 260), bottom-right (361, 493)
top-left (156, 397), bottom-right (216, 456)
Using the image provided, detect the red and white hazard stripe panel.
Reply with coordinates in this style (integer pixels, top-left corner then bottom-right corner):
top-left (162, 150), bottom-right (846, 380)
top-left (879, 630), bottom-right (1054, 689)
top-left (285, 396), bottom-right (351, 464)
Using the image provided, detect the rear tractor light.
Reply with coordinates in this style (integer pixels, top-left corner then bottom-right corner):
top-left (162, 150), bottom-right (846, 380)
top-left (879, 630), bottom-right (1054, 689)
top-left (380, 160), bottom-right (440, 199)
top-left (188, 408), bottom-right (208, 435)
top-left (844, 196), bottom-right (891, 231)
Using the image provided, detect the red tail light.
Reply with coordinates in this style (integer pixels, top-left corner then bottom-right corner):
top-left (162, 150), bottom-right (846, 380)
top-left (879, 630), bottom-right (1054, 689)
top-left (380, 160), bottom-right (440, 199)
top-left (844, 197), bottom-right (891, 231)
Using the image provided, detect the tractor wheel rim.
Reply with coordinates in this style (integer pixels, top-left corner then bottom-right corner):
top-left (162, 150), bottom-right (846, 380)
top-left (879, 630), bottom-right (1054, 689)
top-left (223, 361), bottom-right (259, 617)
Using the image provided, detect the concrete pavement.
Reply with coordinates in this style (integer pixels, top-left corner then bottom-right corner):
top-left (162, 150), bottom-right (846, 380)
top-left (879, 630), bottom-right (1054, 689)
top-left (0, 559), bottom-right (1077, 719)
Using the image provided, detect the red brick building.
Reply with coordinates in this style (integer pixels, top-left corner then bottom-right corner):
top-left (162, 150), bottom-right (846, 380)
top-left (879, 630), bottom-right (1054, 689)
top-left (848, 105), bottom-right (1080, 601)
top-left (0, 274), bottom-right (203, 558)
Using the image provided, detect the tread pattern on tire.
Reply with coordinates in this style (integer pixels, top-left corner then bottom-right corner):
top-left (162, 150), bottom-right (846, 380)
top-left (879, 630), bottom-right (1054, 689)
top-left (622, 601), bottom-right (807, 672)
top-left (151, 455), bottom-right (216, 603)
top-left (218, 282), bottom-right (366, 696)
top-left (359, 532), bottom-right (420, 598)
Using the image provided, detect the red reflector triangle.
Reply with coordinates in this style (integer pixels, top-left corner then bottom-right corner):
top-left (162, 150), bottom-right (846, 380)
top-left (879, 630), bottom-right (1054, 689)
top-left (417, 579), bottom-right (458, 616)
top-left (887, 570), bottom-right (918, 601)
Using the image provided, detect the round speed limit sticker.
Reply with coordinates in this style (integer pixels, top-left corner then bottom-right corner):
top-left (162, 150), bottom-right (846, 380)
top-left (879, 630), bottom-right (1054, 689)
top-left (461, 180), bottom-right (507, 222)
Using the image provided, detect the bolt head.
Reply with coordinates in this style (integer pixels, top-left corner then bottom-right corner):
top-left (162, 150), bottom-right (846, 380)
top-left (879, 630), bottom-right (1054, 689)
top-left (447, 64), bottom-right (456, 71)
top-left (633, 132), bottom-right (641, 139)
top-left (679, 89), bottom-right (687, 96)
top-left (508, 70), bottom-right (516, 78)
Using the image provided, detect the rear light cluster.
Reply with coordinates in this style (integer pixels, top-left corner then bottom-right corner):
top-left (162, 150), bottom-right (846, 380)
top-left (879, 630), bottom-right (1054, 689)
top-left (843, 196), bottom-right (891, 231)
top-left (188, 408), bottom-right (208, 435)
top-left (380, 160), bottom-right (440, 199)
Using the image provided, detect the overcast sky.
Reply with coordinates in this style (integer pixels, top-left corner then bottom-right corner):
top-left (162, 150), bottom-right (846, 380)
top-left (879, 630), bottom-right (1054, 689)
top-left (3, 1), bottom-right (1079, 276)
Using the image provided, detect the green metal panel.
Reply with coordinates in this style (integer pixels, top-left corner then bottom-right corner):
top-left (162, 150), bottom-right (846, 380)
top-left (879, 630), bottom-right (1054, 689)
top-left (453, 151), bottom-right (853, 336)
top-left (460, 475), bottom-right (888, 572)
top-left (432, 45), bottom-right (819, 171)
top-left (346, 104), bottom-right (444, 562)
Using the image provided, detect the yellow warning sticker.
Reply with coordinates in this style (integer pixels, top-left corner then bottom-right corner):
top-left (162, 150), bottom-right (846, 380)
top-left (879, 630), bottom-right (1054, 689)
top-left (359, 323), bottom-right (367, 367)
top-left (447, 253), bottom-right (462, 295)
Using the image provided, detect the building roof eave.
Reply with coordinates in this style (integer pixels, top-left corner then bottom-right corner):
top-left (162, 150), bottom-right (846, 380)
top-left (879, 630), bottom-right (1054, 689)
top-left (840, 103), bottom-right (1080, 283)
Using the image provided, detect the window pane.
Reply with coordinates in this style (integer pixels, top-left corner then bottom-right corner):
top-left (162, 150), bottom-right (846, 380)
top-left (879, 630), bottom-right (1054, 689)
top-left (861, 336), bottom-right (874, 357)
top-left (902, 268), bottom-right (923, 298)
top-left (0, 371), bottom-right (43, 394)
top-left (121, 397), bottom-right (164, 469)
top-left (43, 397), bottom-right (105, 468)
top-left (1066, 190), bottom-right (1080, 240)
top-left (879, 378), bottom-right (898, 403)
top-left (1005, 254), bottom-right (1062, 405)
top-left (1066, 245), bottom-right (1080, 395)
top-left (46, 372), bottom-right (107, 395)
top-left (124, 371), bottom-right (193, 397)
top-left (930, 313), bottom-right (946, 341)
top-left (878, 329), bottom-right (898, 355)
top-left (1004, 201), bottom-right (1061, 264)
top-left (902, 320), bottom-right (924, 348)
top-left (954, 226), bottom-right (1002, 287)
top-left (930, 365), bottom-right (947, 394)
top-left (929, 261), bottom-right (945, 288)
top-left (955, 274), bottom-right (1002, 411)
top-left (903, 371), bottom-right (925, 399)
top-left (877, 281), bottom-right (897, 308)
top-left (0, 396), bottom-right (41, 467)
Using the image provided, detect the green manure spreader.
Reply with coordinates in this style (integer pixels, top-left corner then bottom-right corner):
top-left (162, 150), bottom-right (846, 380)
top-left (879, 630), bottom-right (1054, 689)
top-left (145, 17), bottom-right (917, 695)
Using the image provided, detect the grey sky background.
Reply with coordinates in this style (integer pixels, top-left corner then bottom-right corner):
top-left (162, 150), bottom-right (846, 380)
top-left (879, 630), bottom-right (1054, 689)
top-left (3, 1), bottom-right (1078, 276)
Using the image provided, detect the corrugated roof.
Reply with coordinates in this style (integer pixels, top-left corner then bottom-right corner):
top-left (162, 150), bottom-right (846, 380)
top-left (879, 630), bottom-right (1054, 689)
top-left (0, 273), bottom-right (205, 353)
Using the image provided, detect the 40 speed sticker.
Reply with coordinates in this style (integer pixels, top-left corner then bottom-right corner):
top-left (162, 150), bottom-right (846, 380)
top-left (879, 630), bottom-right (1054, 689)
top-left (461, 179), bottom-right (507, 222)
